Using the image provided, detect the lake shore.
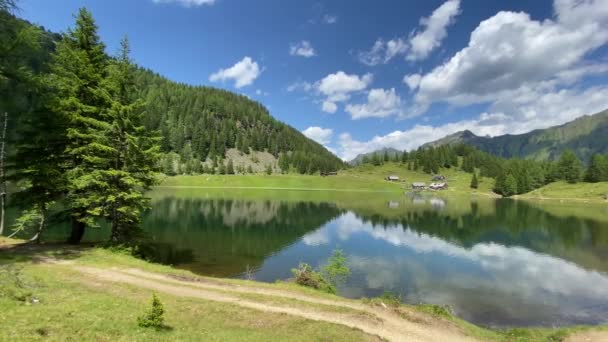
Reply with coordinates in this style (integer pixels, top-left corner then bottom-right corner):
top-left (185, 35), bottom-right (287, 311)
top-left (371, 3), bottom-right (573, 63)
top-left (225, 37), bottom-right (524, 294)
top-left (159, 172), bottom-right (608, 204)
top-left (2, 239), bottom-right (606, 342)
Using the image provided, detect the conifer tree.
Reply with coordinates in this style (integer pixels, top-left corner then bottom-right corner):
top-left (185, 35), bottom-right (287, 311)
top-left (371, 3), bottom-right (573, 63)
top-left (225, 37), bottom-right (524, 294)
top-left (226, 158), bottom-right (235, 174)
top-left (470, 172), bottom-right (479, 189)
top-left (47, 8), bottom-right (112, 244)
top-left (556, 149), bottom-right (582, 184)
top-left (103, 37), bottom-right (160, 243)
top-left (584, 154), bottom-right (608, 182)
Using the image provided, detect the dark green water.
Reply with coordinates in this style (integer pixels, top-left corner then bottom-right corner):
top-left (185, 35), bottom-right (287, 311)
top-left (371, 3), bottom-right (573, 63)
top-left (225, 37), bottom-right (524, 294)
top-left (7, 189), bottom-right (608, 328)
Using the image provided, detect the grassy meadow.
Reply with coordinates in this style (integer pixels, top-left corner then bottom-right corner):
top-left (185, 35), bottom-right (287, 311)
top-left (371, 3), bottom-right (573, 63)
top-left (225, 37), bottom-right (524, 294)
top-left (1, 242), bottom-right (606, 342)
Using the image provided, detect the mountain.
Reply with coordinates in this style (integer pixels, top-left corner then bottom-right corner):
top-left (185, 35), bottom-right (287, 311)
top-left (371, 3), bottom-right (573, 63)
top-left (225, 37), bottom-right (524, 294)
top-left (349, 147), bottom-right (402, 165)
top-left (2, 12), bottom-right (344, 174)
top-left (422, 109), bottom-right (608, 163)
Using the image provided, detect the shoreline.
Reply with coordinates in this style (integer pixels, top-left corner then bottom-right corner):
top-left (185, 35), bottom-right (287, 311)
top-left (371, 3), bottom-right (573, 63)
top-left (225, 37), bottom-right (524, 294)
top-left (1, 241), bottom-right (607, 341)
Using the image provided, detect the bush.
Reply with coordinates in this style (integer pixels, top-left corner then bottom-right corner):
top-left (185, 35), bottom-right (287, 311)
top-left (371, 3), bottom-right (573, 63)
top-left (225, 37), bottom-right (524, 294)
top-left (138, 293), bottom-right (165, 328)
top-left (321, 250), bottom-right (350, 287)
top-left (291, 263), bottom-right (335, 294)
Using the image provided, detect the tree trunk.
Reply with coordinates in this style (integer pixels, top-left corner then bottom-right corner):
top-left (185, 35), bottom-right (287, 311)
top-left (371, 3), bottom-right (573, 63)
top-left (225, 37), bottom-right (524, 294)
top-left (0, 112), bottom-right (7, 236)
top-left (28, 210), bottom-right (46, 244)
top-left (68, 217), bottom-right (86, 244)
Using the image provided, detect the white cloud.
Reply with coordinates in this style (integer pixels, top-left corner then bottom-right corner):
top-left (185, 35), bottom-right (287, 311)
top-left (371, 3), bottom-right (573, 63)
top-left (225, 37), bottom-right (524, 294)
top-left (316, 71), bottom-right (373, 113)
top-left (345, 88), bottom-right (403, 119)
top-left (152, 0), bottom-right (215, 6)
top-left (255, 89), bottom-right (269, 96)
top-left (209, 56), bottom-right (261, 88)
top-left (358, 38), bottom-right (408, 66)
top-left (323, 14), bottom-right (337, 24)
top-left (407, 0), bottom-right (461, 61)
top-left (289, 40), bottom-right (317, 58)
top-left (403, 73), bottom-right (422, 90)
top-left (321, 101), bottom-right (338, 114)
top-left (302, 126), bottom-right (334, 145)
top-left (286, 81), bottom-right (313, 92)
top-left (358, 0), bottom-right (460, 65)
top-left (409, 0), bottom-right (608, 115)
top-left (337, 84), bottom-right (608, 161)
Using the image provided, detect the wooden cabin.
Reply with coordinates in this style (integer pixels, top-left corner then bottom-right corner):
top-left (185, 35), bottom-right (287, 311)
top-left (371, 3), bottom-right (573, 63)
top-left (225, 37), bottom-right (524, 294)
top-left (432, 175), bottom-right (446, 181)
top-left (429, 182), bottom-right (448, 190)
top-left (412, 182), bottom-right (426, 190)
top-left (386, 175), bottom-right (400, 181)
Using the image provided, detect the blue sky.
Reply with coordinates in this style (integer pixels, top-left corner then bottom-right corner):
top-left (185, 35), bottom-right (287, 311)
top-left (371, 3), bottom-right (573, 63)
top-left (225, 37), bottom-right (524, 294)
top-left (19, 0), bottom-right (608, 160)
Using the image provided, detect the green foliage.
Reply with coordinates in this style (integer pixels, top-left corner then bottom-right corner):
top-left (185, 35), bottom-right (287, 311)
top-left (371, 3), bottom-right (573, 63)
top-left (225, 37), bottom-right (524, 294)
top-left (470, 172), bottom-right (479, 189)
top-left (584, 154), bottom-right (608, 182)
top-left (321, 249), bottom-right (350, 287)
top-left (557, 149), bottom-right (582, 184)
top-left (137, 293), bottom-right (165, 328)
top-left (417, 304), bottom-right (453, 319)
top-left (265, 164), bottom-right (272, 175)
top-left (291, 263), bottom-right (335, 294)
top-left (226, 159), bottom-right (235, 175)
top-left (378, 291), bottom-right (402, 307)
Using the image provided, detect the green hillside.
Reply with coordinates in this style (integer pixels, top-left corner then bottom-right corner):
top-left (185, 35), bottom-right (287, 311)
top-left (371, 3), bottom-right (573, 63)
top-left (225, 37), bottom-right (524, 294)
top-left (423, 109), bottom-right (608, 163)
top-left (1, 12), bottom-right (343, 174)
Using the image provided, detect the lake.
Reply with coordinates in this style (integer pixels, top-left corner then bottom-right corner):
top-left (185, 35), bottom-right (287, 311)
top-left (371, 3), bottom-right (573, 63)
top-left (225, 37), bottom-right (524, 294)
top-left (140, 188), bottom-right (608, 328)
top-left (8, 188), bottom-right (608, 328)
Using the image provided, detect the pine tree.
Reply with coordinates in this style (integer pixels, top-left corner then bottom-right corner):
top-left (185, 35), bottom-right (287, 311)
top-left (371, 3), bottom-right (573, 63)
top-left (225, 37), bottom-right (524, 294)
top-left (470, 172), bottom-right (479, 189)
top-left (103, 37), bottom-right (160, 243)
top-left (584, 154), bottom-right (608, 182)
top-left (557, 149), bottom-right (582, 184)
top-left (48, 8), bottom-right (113, 244)
top-left (266, 164), bottom-right (273, 175)
top-left (226, 159), bottom-right (235, 174)
top-left (502, 174), bottom-right (517, 197)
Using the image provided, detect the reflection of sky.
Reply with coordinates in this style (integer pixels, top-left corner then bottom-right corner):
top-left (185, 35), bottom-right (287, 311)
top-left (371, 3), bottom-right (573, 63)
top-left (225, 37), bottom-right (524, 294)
top-left (257, 211), bottom-right (608, 327)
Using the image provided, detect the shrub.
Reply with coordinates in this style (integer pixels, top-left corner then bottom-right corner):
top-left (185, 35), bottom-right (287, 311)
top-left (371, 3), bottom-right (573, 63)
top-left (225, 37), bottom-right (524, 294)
top-left (291, 263), bottom-right (335, 294)
top-left (138, 293), bottom-right (165, 328)
top-left (321, 249), bottom-right (350, 287)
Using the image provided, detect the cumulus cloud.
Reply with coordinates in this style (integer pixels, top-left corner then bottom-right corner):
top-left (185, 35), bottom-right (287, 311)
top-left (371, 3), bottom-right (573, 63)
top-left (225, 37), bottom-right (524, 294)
top-left (321, 101), bottom-right (338, 114)
top-left (358, 0), bottom-right (460, 65)
top-left (302, 126), bottom-right (334, 145)
top-left (358, 38), bottom-right (408, 66)
top-left (345, 88), bottom-right (403, 119)
top-left (403, 73), bottom-right (422, 90)
top-left (316, 71), bottom-right (373, 112)
top-left (408, 0), bottom-right (608, 115)
top-left (209, 56), bottom-right (261, 88)
top-left (337, 84), bottom-right (608, 161)
top-left (407, 0), bottom-right (461, 61)
top-left (152, 0), bottom-right (215, 6)
top-left (289, 40), bottom-right (317, 58)
top-left (323, 14), bottom-right (337, 24)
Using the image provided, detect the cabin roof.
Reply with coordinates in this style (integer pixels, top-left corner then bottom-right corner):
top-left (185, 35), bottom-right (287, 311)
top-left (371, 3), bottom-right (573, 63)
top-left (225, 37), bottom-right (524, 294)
top-left (412, 182), bottom-right (426, 186)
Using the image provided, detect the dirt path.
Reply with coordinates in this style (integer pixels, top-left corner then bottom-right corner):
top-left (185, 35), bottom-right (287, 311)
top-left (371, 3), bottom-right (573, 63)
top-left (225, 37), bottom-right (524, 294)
top-left (73, 265), bottom-right (477, 342)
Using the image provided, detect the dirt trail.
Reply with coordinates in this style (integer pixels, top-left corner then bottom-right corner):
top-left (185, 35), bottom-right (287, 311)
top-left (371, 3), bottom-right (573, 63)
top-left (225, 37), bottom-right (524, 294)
top-left (74, 266), bottom-right (477, 342)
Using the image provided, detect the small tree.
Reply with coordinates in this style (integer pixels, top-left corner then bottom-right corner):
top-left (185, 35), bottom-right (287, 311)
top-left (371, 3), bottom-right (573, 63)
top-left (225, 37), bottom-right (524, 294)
top-left (321, 250), bottom-right (350, 287)
top-left (265, 164), bottom-right (272, 175)
top-left (226, 159), bottom-right (235, 175)
top-left (557, 150), bottom-right (582, 184)
top-left (470, 172), bottom-right (479, 189)
top-left (247, 165), bottom-right (254, 174)
top-left (138, 293), bottom-right (165, 328)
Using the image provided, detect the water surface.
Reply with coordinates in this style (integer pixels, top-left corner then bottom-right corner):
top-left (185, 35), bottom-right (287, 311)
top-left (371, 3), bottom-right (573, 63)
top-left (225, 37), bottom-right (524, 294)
top-left (139, 189), bottom-right (608, 328)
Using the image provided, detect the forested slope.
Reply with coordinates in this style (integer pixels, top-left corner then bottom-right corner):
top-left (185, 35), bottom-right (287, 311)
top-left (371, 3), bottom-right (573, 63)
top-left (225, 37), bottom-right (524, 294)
top-left (1, 12), bottom-right (344, 175)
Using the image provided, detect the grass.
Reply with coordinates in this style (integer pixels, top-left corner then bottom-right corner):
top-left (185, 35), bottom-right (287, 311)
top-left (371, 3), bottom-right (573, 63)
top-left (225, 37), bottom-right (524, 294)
top-left (1, 242), bottom-right (606, 342)
top-left (160, 162), bottom-right (497, 197)
top-left (0, 246), bottom-right (378, 342)
top-left (517, 181), bottom-right (608, 203)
